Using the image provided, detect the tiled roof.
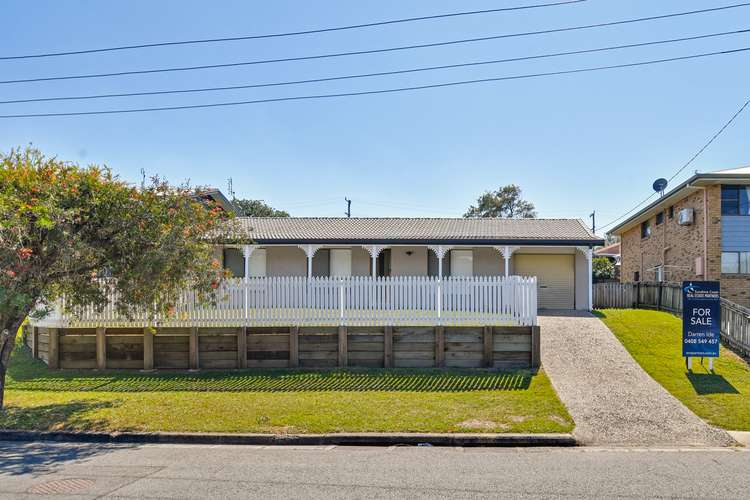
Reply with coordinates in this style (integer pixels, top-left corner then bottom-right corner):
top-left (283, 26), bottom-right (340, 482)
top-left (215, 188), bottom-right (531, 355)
top-left (232, 217), bottom-right (602, 244)
top-left (594, 242), bottom-right (620, 256)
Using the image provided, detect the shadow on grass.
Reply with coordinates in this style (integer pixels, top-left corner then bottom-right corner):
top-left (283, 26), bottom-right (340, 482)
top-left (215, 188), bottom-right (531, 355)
top-left (0, 400), bottom-right (117, 431)
top-left (0, 399), bottom-right (125, 476)
top-left (10, 346), bottom-right (534, 393)
top-left (687, 372), bottom-right (740, 395)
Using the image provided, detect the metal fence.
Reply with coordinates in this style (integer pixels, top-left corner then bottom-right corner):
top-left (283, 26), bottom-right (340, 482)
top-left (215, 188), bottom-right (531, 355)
top-left (594, 282), bottom-right (750, 357)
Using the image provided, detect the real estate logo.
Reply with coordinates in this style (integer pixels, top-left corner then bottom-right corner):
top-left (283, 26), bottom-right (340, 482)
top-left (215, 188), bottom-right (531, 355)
top-left (682, 281), bottom-right (721, 359)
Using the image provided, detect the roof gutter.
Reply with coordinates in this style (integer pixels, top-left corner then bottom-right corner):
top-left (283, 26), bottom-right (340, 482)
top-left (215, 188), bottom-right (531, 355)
top-left (244, 237), bottom-right (605, 246)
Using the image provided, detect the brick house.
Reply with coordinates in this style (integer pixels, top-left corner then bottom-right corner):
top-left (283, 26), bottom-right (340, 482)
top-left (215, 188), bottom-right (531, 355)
top-left (609, 166), bottom-right (750, 307)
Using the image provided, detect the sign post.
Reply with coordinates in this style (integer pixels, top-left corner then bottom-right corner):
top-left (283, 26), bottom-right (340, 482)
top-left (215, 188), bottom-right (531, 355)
top-left (682, 281), bottom-right (720, 371)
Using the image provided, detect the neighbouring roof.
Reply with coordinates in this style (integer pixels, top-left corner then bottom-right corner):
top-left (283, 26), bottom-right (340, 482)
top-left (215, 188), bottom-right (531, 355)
top-left (608, 165), bottom-right (750, 235)
top-left (232, 217), bottom-right (603, 246)
top-left (198, 189), bottom-right (240, 215)
top-left (594, 242), bottom-right (620, 257)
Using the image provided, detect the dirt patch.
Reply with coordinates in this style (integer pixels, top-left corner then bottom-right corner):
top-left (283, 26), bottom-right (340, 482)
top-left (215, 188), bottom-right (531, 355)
top-left (457, 419), bottom-right (509, 431)
top-left (509, 416), bottom-right (528, 423)
top-left (547, 415), bottom-right (568, 426)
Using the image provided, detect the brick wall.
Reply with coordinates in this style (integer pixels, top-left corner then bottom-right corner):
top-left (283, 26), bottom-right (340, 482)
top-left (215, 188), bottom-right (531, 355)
top-left (721, 276), bottom-right (750, 307)
top-left (618, 184), bottom-right (750, 307)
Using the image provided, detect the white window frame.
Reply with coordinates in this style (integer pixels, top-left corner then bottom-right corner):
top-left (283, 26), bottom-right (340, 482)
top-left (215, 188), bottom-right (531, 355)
top-left (450, 249), bottom-right (474, 277)
top-left (722, 251), bottom-right (750, 274)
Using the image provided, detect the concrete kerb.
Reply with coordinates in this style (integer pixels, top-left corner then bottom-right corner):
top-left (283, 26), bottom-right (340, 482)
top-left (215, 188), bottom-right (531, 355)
top-left (0, 430), bottom-right (577, 447)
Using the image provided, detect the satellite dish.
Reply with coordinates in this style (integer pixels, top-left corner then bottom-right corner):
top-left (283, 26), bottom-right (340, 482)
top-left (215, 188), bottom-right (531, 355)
top-left (652, 178), bottom-right (668, 196)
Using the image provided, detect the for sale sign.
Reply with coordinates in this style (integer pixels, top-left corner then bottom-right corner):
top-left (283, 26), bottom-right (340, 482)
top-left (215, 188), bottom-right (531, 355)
top-left (682, 281), bottom-right (721, 358)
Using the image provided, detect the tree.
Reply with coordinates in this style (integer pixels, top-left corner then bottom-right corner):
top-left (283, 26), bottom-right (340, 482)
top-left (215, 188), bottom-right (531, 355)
top-left (464, 184), bottom-right (537, 218)
top-left (0, 147), bottom-right (237, 408)
top-left (593, 256), bottom-right (616, 280)
top-left (233, 198), bottom-right (289, 217)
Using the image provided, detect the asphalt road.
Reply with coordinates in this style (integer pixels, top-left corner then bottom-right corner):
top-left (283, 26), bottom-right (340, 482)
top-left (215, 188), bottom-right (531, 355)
top-left (1, 441), bottom-right (749, 499)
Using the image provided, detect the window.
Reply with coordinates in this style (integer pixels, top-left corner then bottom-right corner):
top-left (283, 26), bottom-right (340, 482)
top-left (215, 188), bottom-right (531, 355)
top-left (450, 249), bottom-right (474, 277)
top-left (722, 251), bottom-right (750, 274)
top-left (641, 221), bottom-right (652, 239)
top-left (223, 248), bottom-right (245, 278)
top-left (634, 271), bottom-right (640, 282)
top-left (655, 212), bottom-right (664, 225)
top-left (668, 206), bottom-right (674, 219)
top-left (721, 185), bottom-right (750, 216)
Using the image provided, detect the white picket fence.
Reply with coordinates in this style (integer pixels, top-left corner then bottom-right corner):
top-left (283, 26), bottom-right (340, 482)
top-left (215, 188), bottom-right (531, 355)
top-left (33, 276), bottom-right (537, 328)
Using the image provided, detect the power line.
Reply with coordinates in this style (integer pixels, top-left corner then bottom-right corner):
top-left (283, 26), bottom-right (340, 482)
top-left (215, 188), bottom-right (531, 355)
top-left (598, 97), bottom-right (750, 232)
top-left (1, 47), bottom-right (748, 119)
top-left (0, 1), bottom-right (587, 61)
top-left (3, 3), bottom-right (749, 86)
top-left (4, 29), bottom-right (747, 105)
top-left (667, 97), bottom-right (750, 182)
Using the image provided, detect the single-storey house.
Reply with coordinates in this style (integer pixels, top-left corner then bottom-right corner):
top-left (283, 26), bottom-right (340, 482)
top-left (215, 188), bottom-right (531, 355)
top-left (27, 215), bottom-right (602, 372)
top-left (221, 217), bottom-right (603, 311)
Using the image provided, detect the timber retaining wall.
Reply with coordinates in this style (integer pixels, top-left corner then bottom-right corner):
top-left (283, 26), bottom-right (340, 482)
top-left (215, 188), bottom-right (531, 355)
top-left (28, 325), bottom-right (540, 371)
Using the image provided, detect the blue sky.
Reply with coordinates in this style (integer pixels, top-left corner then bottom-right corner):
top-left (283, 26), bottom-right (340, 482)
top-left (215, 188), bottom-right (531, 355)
top-left (1, 1), bottom-right (748, 232)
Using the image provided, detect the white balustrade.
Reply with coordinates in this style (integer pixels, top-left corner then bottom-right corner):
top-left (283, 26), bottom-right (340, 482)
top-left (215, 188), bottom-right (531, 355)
top-left (30, 276), bottom-right (538, 328)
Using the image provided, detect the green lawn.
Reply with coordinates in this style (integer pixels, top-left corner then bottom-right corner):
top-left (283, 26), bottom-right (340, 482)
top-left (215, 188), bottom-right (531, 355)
top-left (1, 346), bottom-right (572, 434)
top-left (597, 308), bottom-right (750, 431)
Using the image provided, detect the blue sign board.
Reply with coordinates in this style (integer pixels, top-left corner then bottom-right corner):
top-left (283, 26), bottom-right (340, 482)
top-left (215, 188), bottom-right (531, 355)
top-left (682, 281), bottom-right (721, 358)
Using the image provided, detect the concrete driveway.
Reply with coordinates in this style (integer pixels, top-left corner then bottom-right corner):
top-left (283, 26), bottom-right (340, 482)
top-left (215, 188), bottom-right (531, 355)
top-left (539, 311), bottom-right (734, 447)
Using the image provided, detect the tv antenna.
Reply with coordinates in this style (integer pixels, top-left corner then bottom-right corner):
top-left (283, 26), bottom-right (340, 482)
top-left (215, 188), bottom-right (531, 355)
top-left (227, 177), bottom-right (235, 199)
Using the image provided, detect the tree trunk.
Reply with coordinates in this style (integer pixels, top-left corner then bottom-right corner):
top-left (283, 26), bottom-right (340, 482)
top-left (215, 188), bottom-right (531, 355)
top-left (0, 315), bottom-right (25, 410)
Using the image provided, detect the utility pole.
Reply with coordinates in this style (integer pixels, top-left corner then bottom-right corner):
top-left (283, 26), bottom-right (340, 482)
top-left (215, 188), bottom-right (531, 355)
top-left (140, 168), bottom-right (146, 189)
top-left (590, 210), bottom-right (596, 234)
top-left (345, 198), bottom-right (352, 218)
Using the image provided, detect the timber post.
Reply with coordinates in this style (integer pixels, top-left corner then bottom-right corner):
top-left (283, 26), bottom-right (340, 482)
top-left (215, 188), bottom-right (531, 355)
top-left (338, 326), bottom-right (348, 368)
top-left (384, 326), bottom-right (393, 368)
top-left (531, 326), bottom-right (541, 369)
top-left (31, 326), bottom-right (39, 359)
top-left (48, 328), bottom-right (59, 369)
top-left (95, 327), bottom-right (106, 370)
top-left (435, 326), bottom-right (445, 368)
top-left (189, 327), bottom-right (199, 370)
top-left (143, 328), bottom-right (154, 371)
top-left (238, 327), bottom-right (248, 369)
top-left (483, 326), bottom-right (493, 368)
top-left (289, 326), bottom-right (299, 368)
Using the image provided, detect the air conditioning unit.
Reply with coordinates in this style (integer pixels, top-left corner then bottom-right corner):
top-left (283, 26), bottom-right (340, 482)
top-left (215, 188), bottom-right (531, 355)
top-left (678, 208), bottom-right (694, 226)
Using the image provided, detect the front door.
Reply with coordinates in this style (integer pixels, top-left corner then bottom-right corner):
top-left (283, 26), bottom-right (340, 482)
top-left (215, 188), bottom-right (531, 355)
top-left (330, 249), bottom-right (352, 277)
top-left (377, 249), bottom-right (391, 277)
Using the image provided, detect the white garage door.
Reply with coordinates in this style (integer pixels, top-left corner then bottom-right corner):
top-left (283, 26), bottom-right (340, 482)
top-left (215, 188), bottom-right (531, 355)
top-left (514, 254), bottom-right (575, 309)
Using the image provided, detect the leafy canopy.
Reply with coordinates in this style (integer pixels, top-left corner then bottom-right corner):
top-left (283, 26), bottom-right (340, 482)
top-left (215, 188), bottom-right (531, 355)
top-left (593, 256), bottom-right (616, 280)
top-left (464, 184), bottom-right (537, 219)
top-left (0, 147), bottom-right (235, 324)
top-left (233, 198), bottom-right (289, 217)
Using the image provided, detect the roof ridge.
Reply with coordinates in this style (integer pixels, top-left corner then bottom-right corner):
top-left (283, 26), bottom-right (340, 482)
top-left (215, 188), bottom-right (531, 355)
top-left (237, 216), bottom-right (583, 221)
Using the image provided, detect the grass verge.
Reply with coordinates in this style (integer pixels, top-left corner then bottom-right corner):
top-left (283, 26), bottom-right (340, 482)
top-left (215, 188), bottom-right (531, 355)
top-left (597, 308), bottom-right (750, 431)
top-left (1, 347), bottom-right (572, 434)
